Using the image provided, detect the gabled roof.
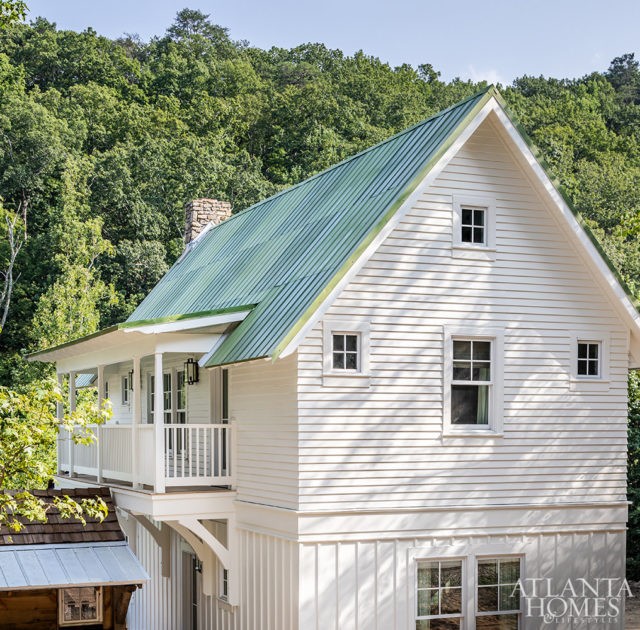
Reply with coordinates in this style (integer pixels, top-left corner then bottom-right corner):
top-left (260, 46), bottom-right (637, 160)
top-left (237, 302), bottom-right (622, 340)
top-left (128, 88), bottom-right (495, 367)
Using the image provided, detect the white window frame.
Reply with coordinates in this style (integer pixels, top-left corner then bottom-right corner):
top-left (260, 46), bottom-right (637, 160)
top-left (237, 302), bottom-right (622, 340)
top-left (452, 195), bottom-right (496, 260)
top-left (475, 555), bottom-right (523, 626)
top-left (416, 557), bottom-right (465, 627)
top-left (569, 331), bottom-right (610, 389)
top-left (443, 326), bottom-right (504, 437)
top-left (121, 374), bottom-right (131, 406)
top-left (322, 319), bottom-right (370, 387)
top-left (58, 586), bottom-right (103, 626)
top-left (408, 543), bottom-right (529, 630)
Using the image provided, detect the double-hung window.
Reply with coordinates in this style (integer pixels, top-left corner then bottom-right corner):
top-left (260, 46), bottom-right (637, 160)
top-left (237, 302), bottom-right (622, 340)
top-left (451, 339), bottom-right (492, 425)
top-left (476, 557), bottom-right (521, 629)
top-left (121, 374), bottom-right (131, 406)
top-left (444, 328), bottom-right (504, 434)
top-left (416, 560), bottom-right (463, 629)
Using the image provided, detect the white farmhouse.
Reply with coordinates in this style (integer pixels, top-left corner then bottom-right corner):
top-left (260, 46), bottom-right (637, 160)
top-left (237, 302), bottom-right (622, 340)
top-left (32, 87), bottom-right (640, 630)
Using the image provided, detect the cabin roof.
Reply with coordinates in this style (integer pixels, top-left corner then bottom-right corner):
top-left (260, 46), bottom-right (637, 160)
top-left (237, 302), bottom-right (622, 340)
top-left (30, 86), bottom-right (640, 367)
top-left (0, 488), bottom-right (149, 590)
top-left (125, 87), bottom-right (494, 367)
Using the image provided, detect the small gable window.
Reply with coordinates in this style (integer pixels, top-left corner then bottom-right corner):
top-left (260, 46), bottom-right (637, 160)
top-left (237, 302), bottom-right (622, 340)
top-left (577, 341), bottom-right (601, 378)
top-left (332, 333), bottom-right (359, 371)
top-left (323, 320), bottom-right (370, 387)
top-left (452, 195), bottom-right (496, 258)
top-left (461, 206), bottom-right (486, 245)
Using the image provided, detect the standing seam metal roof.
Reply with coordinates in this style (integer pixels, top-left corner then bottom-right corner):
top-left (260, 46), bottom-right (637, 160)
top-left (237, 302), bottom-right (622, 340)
top-left (127, 88), bottom-right (494, 366)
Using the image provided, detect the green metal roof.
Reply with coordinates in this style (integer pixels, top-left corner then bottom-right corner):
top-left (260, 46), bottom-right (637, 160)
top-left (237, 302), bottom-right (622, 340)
top-left (127, 87), bottom-right (495, 366)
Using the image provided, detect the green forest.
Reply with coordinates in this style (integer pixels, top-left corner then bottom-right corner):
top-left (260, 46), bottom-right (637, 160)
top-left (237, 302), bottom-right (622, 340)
top-left (1, 8), bottom-right (640, 569)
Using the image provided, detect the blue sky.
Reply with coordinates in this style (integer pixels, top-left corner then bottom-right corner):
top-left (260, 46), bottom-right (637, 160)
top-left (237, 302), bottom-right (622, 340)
top-left (26, 0), bottom-right (640, 85)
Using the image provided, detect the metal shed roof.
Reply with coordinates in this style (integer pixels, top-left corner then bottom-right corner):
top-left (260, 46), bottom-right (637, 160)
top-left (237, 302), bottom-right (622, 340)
top-left (0, 541), bottom-right (149, 590)
top-left (126, 87), bottom-right (494, 367)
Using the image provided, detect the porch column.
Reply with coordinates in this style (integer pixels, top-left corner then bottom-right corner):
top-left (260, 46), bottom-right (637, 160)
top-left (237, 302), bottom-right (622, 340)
top-left (131, 355), bottom-right (141, 489)
top-left (154, 352), bottom-right (165, 493)
top-left (96, 364), bottom-right (104, 483)
top-left (56, 373), bottom-right (64, 476)
top-left (68, 370), bottom-right (76, 477)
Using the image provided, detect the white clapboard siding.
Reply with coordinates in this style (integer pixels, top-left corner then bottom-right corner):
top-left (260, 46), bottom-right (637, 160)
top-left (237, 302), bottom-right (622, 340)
top-left (296, 115), bottom-right (630, 511)
top-left (231, 353), bottom-right (299, 509)
top-left (298, 529), bottom-right (626, 630)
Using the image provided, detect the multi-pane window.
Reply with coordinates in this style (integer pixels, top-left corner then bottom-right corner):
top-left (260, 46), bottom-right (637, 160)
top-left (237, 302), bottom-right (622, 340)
top-left (221, 568), bottom-right (229, 600)
top-left (59, 587), bottom-right (102, 625)
top-left (148, 373), bottom-right (173, 423)
top-left (452, 340), bottom-right (491, 425)
top-left (104, 380), bottom-right (109, 401)
top-left (176, 370), bottom-right (187, 424)
top-left (476, 558), bottom-right (521, 629)
top-left (416, 560), bottom-right (463, 629)
top-left (461, 207), bottom-right (486, 245)
top-left (577, 341), bottom-right (600, 377)
top-left (332, 333), bottom-right (359, 371)
top-left (121, 374), bottom-right (131, 405)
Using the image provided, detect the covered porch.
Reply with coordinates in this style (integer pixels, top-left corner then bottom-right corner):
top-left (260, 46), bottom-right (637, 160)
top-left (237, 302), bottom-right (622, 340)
top-left (31, 311), bottom-right (248, 494)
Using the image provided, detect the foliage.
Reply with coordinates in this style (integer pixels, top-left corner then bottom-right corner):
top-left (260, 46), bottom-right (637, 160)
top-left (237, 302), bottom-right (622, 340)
top-left (0, 379), bottom-right (109, 532)
top-left (0, 6), bottom-right (639, 571)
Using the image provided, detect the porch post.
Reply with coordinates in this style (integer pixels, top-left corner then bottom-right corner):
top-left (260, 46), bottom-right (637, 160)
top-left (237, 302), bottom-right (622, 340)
top-left (154, 352), bottom-right (165, 493)
top-left (96, 364), bottom-right (104, 483)
top-left (56, 373), bottom-right (64, 476)
top-left (131, 355), bottom-right (141, 489)
top-left (68, 370), bottom-right (76, 477)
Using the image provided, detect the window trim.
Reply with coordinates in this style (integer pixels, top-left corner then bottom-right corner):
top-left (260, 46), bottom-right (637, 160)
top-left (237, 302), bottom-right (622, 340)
top-left (475, 555), bottom-right (523, 622)
top-left (409, 543), bottom-right (529, 630)
top-left (322, 319), bottom-right (370, 387)
top-left (443, 326), bottom-right (504, 437)
top-left (452, 195), bottom-right (496, 259)
top-left (569, 332), bottom-right (610, 389)
top-left (58, 586), bottom-right (103, 626)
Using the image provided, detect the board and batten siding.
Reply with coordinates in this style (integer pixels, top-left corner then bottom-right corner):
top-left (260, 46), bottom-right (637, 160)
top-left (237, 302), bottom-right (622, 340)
top-left (296, 115), bottom-right (629, 511)
top-left (231, 353), bottom-right (299, 509)
top-left (127, 520), bottom-right (298, 630)
top-left (298, 528), bottom-right (626, 630)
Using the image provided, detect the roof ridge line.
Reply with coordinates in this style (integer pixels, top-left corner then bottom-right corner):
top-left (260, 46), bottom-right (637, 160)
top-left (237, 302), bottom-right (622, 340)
top-left (201, 85), bottom-right (495, 231)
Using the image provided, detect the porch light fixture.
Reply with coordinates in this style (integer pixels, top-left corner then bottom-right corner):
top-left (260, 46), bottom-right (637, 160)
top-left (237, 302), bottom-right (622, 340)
top-left (185, 357), bottom-right (199, 385)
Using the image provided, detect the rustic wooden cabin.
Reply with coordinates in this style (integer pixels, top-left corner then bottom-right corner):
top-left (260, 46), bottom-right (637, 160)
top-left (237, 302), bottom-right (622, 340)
top-left (0, 488), bottom-right (148, 629)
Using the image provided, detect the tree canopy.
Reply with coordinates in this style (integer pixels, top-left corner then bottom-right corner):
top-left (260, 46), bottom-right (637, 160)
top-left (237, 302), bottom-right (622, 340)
top-left (0, 7), bottom-right (640, 570)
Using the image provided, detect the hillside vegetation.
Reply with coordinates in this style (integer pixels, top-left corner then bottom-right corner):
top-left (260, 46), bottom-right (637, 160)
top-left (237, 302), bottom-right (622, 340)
top-left (0, 9), bottom-right (640, 572)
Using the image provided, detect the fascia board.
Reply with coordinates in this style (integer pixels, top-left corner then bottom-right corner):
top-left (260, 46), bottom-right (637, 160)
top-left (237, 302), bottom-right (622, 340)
top-left (274, 98), bottom-right (496, 360)
top-left (491, 104), bottom-right (640, 339)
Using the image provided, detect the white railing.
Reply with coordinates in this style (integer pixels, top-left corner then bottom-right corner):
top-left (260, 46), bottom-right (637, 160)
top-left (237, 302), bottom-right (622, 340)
top-left (58, 422), bottom-right (234, 491)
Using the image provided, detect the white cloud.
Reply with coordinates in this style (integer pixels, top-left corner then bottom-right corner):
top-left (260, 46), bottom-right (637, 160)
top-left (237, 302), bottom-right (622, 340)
top-left (467, 65), bottom-right (507, 86)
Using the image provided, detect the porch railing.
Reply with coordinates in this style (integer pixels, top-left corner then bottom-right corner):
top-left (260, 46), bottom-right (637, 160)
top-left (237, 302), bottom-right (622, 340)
top-left (58, 422), bottom-right (234, 490)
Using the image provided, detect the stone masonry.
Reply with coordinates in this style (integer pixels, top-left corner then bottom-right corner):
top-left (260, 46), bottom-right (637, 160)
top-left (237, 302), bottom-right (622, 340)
top-left (184, 198), bottom-right (233, 245)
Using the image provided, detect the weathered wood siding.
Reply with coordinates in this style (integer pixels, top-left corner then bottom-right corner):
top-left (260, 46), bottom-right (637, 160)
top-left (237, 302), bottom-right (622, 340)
top-left (297, 115), bottom-right (629, 511)
top-left (231, 354), bottom-right (299, 509)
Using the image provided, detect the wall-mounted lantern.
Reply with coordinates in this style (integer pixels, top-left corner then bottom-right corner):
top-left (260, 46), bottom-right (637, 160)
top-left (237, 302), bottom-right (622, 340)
top-left (185, 357), bottom-right (199, 385)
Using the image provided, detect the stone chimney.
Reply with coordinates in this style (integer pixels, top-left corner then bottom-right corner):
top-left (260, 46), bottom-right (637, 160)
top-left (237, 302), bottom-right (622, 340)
top-left (184, 198), bottom-right (232, 245)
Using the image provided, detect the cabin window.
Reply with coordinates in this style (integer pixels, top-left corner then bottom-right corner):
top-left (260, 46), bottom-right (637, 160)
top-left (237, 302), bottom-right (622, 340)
top-left (416, 559), bottom-right (463, 629)
top-left (451, 339), bottom-right (492, 425)
top-left (452, 195), bottom-right (496, 257)
top-left (476, 557), bottom-right (521, 628)
top-left (443, 327), bottom-right (504, 435)
top-left (148, 372), bottom-right (174, 423)
top-left (104, 379), bottom-right (109, 401)
top-left (577, 341), bottom-right (600, 377)
top-left (332, 333), bottom-right (359, 370)
top-left (121, 374), bottom-right (131, 405)
top-left (220, 568), bottom-right (229, 600)
top-left (322, 320), bottom-right (371, 386)
top-left (59, 586), bottom-right (102, 625)
top-left (461, 206), bottom-right (486, 244)
top-left (176, 369), bottom-right (187, 423)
